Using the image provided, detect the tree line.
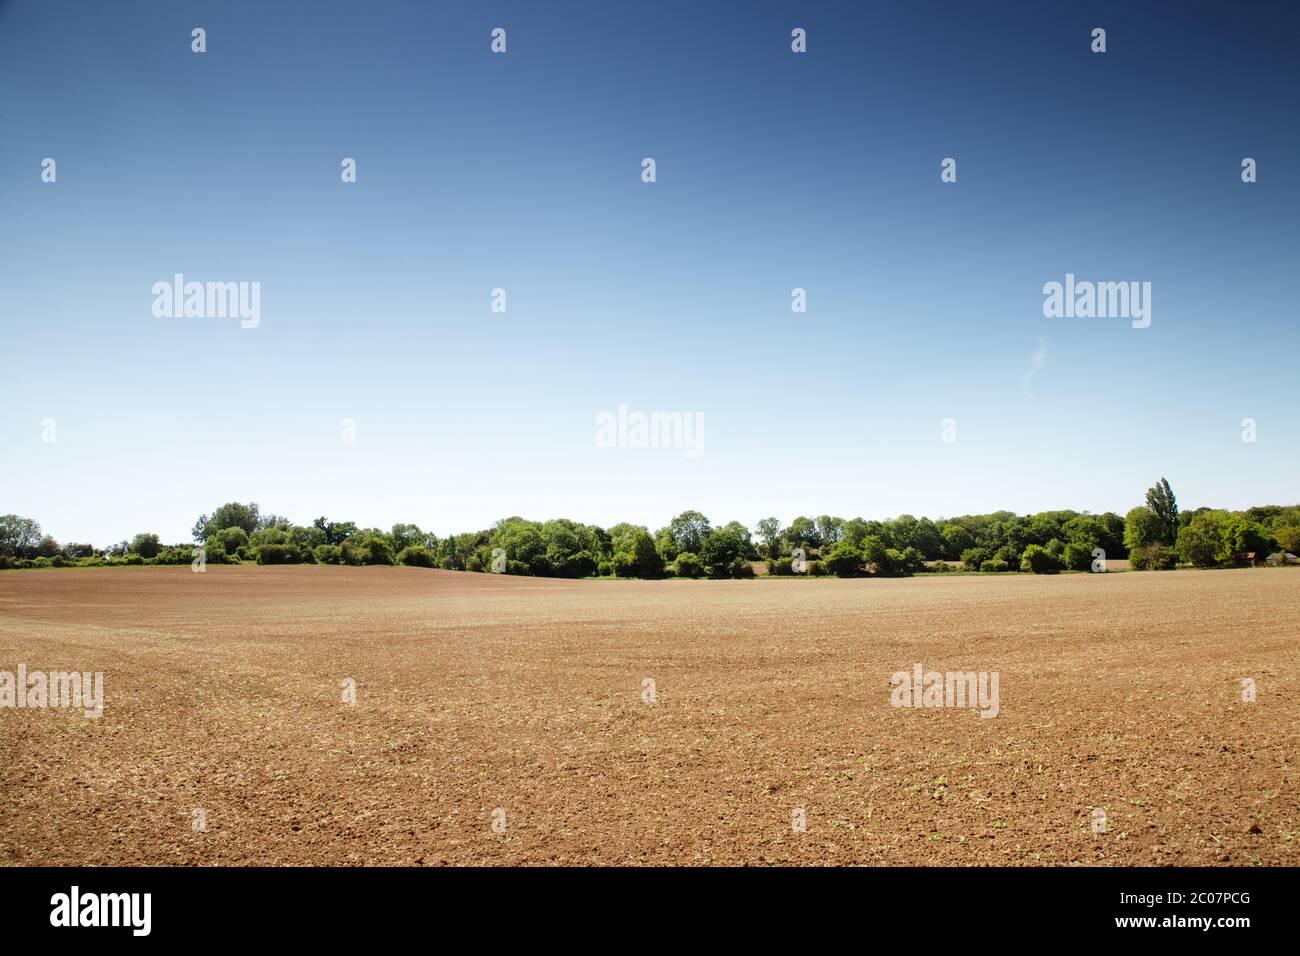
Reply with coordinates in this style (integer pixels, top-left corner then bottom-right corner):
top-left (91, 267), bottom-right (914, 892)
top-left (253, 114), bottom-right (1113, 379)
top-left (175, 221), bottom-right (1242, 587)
top-left (3, 479), bottom-right (1297, 576)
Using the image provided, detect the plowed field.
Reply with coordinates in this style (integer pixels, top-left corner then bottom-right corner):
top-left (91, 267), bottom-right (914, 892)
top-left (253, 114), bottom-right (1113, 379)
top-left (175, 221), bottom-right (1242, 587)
top-left (1, 566), bottom-right (1295, 865)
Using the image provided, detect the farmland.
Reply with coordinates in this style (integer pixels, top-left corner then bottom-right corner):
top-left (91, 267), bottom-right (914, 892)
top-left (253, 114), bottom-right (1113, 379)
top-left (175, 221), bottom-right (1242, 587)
top-left (0, 566), bottom-right (1295, 866)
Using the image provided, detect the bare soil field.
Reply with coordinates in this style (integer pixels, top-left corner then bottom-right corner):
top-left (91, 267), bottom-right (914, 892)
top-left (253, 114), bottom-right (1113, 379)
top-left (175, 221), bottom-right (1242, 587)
top-left (1, 566), bottom-right (1296, 866)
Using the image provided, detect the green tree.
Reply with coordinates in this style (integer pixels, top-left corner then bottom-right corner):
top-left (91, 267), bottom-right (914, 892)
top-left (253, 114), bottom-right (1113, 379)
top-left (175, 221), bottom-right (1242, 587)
top-left (1222, 516), bottom-right (1273, 562)
top-left (388, 523), bottom-right (424, 552)
top-left (1275, 525), bottom-right (1300, 555)
top-left (700, 523), bottom-right (750, 577)
top-left (667, 511), bottom-right (712, 555)
top-left (815, 515), bottom-right (844, 546)
top-left (361, 536), bottom-right (394, 566)
top-left (607, 523), bottom-right (648, 555)
top-left (671, 552), bottom-right (702, 578)
top-left (313, 517), bottom-right (358, 546)
top-left (213, 526), bottom-right (250, 555)
top-left (130, 533), bottom-right (161, 558)
top-left (1061, 541), bottom-right (1094, 572)
top-left (941, 523), bottom-right (974, 560)
top-left (1124, 506), bottom-right (1162, 553)
top-left (1176, 512), bottom-right (1226, 568)
top-left (861, 536), bottom-right (888, 573)
top-left (194, 502), bottom-right (261, 541)
top-left (0, 514), bottom-right (43, 557)
top-left (823, 542), bottom-right (862, 577)
top-left (625, 529), bottom-right (663, 577)
top-left (1020, 544), bottom-right (1061, 574)
top-left (1145, 478), bottom-right (1179, 545)
top-left (785, 516), bottom-right (820, 550)
top-left (754, 517), bottom-right (783, 557)
top-left (491, 519), bottom-right (547, 574)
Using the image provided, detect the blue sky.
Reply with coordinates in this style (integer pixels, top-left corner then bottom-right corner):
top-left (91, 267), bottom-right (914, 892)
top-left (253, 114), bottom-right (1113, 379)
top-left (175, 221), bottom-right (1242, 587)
top-left (2, 0), bottom-right (1297, 546)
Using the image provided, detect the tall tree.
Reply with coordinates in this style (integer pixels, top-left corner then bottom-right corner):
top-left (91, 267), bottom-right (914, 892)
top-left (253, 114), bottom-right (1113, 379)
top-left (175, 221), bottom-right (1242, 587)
top-left (754, 517), bottom-right (783, 557)
top-left (667, 510), bottom-right (712, 555)
top-left (1145, 477), bottom-right (1179, 545)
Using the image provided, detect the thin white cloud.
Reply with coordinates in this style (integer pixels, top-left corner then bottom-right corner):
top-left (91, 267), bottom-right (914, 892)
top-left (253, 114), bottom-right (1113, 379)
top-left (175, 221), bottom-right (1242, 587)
top-left (1022, 338), bottom-right (1048, 395)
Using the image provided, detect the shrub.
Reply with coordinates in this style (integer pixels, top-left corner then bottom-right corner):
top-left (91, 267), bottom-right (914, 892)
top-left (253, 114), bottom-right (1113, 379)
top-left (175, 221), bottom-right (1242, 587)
top-left (980, 559), bottom-right (1010, 573)
top-left (808, 560), bottom-right (828, 576)
top-left (767, 556), bottom-right (794, 576)
top-left (363, 537), bottom-right (394, 566)
top-left (596, 559), bottom-right (614, 577)
top-left (154, 547), bottom-right (196, 566)
top-left (397, 545), bottom-right (436, 568)
top-left (553, 550), bottom-right (597, 578)
top-left (672, 552), bottom-right (703, 578)
top-left (32, 556), bottom-right (52, 568)
top-left (465, 554), bottom-right (484, 573)
top-left (340, 537), bottom-right (366, 565)
top-left (124, 554), bottom-right (144, 566)
top-left (0, 555), bottom-right (12, 570)
top-left (213, 526), bottom-right (250, 555)
top-left (50, 555), bottom-right (67, 568)
top-left (961, 547), bottom-right (989, 571)
top-left (729, 557), bottom-right (755, 579)
top-left (1020, 544), bottom-right (1062, 574)
top-left (1062, 541), bottom-right (1095, 572)
top-left (256, 543), bottom-right (301, 565)
top-left (614, 530), bottom-right (663, 578)
top-left (525, 553), bottom-right (555, 576)
top-left (873, 548), bottom-right (913, 576)
top-left (930, 559), bottom-right (954, 573)
top-left (1129, 543), bottom-right (1177, 570)
top-left (823, 543), bottom-right (862, 578)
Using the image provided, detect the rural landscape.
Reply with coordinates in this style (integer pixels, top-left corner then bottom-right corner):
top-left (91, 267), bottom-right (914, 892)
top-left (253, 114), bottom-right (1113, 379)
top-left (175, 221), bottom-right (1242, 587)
top-left (2, 3), bottom-right (1296, 930)
top-left (1, 479), bottom-right (1297, 866)
top-left (1, 562), bottom-right (1295, 866)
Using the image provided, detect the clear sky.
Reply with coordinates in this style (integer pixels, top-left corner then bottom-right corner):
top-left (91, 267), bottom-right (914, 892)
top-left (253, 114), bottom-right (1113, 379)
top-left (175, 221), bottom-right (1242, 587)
top-left (2, 0), bottom-right (1297, 546)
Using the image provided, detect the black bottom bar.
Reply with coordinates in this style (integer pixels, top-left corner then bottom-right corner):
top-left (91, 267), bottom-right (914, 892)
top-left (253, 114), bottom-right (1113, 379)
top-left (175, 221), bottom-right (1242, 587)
top-left (0, 866), bottom-right (1286, 941)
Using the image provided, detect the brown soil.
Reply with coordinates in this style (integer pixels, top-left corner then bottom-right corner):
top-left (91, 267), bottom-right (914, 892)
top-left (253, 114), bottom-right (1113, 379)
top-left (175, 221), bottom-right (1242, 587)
top-left (1, 566), bottom-right (1295, 865)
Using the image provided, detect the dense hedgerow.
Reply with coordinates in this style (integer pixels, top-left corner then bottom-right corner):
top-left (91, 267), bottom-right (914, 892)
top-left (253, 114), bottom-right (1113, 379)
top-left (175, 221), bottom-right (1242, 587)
top-left (5, 479), bottom-right (1298, 580)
